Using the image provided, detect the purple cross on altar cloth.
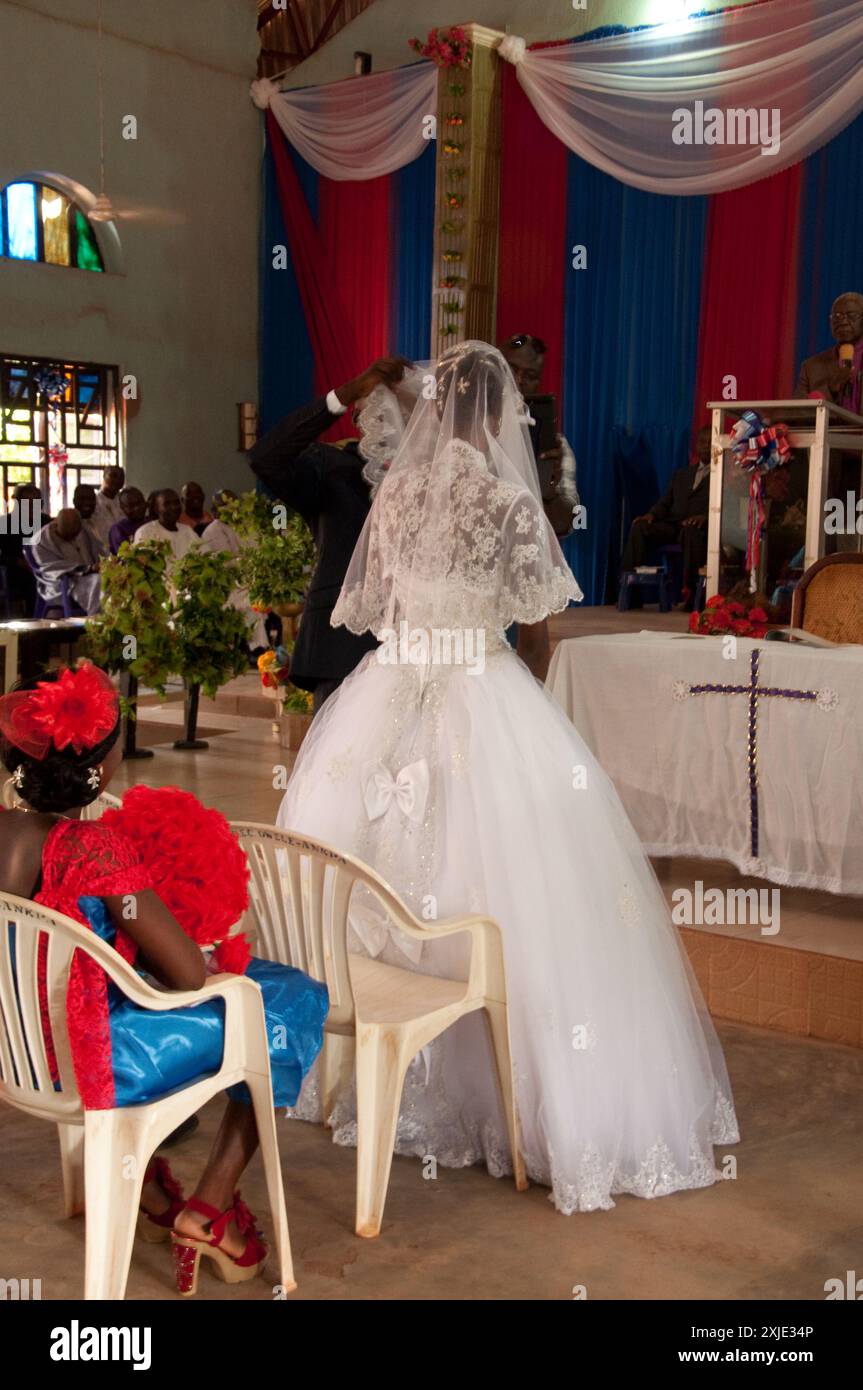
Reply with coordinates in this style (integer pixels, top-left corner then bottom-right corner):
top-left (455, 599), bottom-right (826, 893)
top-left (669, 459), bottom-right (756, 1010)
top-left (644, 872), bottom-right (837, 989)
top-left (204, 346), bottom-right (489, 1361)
top-left (672, 648), bottom-right (838, 863)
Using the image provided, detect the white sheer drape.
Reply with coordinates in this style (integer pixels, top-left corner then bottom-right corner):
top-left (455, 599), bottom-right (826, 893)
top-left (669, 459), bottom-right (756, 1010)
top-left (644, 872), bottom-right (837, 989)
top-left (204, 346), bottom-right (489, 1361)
top-left (500, 0), bottom-right (863, 195)
top-left (250, 63), bottom-right (437, 181)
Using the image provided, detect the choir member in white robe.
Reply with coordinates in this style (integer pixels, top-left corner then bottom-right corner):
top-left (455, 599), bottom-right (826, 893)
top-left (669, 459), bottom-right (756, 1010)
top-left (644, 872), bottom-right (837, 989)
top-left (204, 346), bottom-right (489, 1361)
top-left (132, 488), bottom-right (198, 563)
top-left (92, 466), bottom-right (125, 547)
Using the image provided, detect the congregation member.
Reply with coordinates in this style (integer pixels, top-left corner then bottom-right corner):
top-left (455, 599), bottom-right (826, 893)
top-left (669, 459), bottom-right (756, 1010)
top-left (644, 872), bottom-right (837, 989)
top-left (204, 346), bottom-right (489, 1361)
top-left (200, 489), bottom-right (268, 649)
top-left (249, 354), bottom-right (410, 712)
top-left (72, 483), bottom-right (107, 556)
top-left (92, 465), bottom-right (125, 547)
top-left (620, 425), bottom-right (711, 606)
top-left (199, 489), bottom-right (241, 556)
top-left (133, 488), bottom-right (198, 562)
top-left (499, 332), bottom-right (578, 537)
top-left (27, 507), bottom-right (102, 615)
top-left (108, 486), bottom-right (148, 554)
top-left (179, 480), bottom-right (214, 536)
top-left (0, 482), bottom-right (42, 615)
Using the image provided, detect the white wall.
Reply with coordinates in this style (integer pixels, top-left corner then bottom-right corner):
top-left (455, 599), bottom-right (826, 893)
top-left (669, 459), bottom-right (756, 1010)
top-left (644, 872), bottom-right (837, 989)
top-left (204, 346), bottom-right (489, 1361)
top-left (0, 0), bottom-right (262, 500)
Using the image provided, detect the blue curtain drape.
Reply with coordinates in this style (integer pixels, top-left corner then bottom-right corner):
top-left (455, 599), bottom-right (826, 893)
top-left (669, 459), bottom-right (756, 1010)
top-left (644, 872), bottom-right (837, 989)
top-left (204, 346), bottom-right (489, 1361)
top-left (795, 111), bottom-right (863, 369)
top-left (563, 157), bottom-right (708, 604)
top-left (390, 142), bottom-right (435, 360)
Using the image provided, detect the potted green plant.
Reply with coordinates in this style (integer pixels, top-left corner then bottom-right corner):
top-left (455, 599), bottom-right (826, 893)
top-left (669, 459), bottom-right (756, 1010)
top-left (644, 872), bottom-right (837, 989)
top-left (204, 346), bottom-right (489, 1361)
top-left (218, 490), bottom-right (315, 624)
top-left (84, 539), bottom-right (175, 758)
top-left (171, 546), bottom-right (252, 748)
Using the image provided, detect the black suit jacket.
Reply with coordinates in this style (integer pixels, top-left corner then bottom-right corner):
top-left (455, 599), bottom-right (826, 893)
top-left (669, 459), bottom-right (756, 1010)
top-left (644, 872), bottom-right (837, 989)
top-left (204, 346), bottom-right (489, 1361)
top-left (650, 466), bottom-right (709, 525)
top-left (248, 397), bottom-right (378, 689)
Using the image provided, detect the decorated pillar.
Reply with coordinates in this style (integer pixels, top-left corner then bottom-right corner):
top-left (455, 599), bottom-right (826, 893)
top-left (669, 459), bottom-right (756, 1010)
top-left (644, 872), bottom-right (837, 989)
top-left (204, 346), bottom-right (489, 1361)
top-left (418, 25), bottom-right (506, 357)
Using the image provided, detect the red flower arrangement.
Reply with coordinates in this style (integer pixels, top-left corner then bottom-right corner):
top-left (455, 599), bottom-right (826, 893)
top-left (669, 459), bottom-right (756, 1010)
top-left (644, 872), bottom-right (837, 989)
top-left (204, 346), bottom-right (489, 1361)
top-left (101, 786), bottom-right (251, 974)
top-left (689, 595), bottom-right (769, 638)
top-left (409, 26), bottom-right (473, 69)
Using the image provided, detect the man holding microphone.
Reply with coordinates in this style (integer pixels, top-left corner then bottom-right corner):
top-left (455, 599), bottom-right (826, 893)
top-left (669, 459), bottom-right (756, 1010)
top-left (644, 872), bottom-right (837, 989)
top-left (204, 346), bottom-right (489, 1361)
top-left (796, 292), bottom-right (863, 409)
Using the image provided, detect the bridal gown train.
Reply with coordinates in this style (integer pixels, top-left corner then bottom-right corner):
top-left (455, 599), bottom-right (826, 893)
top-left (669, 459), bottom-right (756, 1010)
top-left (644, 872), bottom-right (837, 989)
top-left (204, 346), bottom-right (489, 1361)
top-left (277, 347), bottom-right (738, 1214)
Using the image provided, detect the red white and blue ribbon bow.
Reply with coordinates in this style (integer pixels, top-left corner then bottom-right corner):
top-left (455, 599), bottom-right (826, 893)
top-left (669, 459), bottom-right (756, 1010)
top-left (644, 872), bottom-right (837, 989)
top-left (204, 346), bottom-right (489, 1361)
top-left (728, 411), bottom-right (792, 587)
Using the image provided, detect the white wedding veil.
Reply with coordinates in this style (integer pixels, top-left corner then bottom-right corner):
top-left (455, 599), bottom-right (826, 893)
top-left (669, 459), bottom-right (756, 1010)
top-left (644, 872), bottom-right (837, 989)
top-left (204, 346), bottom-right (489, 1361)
top-left (336, 341), bottom-right (581, 637)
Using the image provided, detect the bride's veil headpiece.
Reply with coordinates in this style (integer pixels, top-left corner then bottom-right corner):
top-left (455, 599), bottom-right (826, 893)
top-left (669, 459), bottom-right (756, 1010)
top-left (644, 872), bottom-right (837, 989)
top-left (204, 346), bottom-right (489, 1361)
top-left (335, 340), bottom-right (581, 636)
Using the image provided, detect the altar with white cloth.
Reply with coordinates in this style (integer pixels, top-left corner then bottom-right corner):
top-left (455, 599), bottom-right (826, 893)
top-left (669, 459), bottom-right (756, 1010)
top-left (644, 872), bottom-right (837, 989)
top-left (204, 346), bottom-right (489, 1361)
top-left (546, 632), bottom-right (863, 895)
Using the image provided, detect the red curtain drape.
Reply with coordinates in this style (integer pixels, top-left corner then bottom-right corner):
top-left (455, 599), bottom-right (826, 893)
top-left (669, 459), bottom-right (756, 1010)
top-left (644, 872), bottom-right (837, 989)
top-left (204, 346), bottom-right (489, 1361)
top-left (266, 112), bottom-right (392, 436)
top-left (266, 112), bottom-right (361, 391)
top-left (692, 163), bottom-right (803, 433)
top-left (317, 176), bottom-right (391, 378)
top-left (496, 63), bottom-right (568, 404)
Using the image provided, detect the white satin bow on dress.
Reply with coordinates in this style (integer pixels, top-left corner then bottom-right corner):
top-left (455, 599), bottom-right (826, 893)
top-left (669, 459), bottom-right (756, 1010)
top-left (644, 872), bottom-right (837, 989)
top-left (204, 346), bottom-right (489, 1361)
top-left (351, 759), bottom-right (431, 967)
top-left (362, 758), bottom-right (430, 824)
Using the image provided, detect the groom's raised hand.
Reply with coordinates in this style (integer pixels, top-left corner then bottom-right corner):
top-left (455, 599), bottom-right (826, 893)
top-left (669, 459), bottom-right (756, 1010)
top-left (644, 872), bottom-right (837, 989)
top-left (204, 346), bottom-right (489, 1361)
top-left (335, 355), bottom-right (414, 407)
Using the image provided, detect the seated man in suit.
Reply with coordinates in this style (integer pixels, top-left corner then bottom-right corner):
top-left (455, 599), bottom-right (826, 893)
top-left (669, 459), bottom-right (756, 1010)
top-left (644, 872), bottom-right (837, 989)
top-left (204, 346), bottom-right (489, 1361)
top-left (621, 426), bottom-right (711, 606)
top-left (248, 355), bottom-right (411, 713)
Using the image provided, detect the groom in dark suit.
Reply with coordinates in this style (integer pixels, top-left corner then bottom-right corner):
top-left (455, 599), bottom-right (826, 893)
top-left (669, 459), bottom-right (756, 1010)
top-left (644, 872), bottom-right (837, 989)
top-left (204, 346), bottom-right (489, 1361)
top-left (621, 426), bottom-right (711, 599)
top-left (249, 356), bottom-right (410, 712)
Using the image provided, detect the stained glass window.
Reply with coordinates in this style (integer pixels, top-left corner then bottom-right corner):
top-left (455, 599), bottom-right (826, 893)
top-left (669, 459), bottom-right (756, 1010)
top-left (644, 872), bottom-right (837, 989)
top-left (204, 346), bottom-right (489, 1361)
top-left (0, 180), bottom-right (104, 272)
top-left (74, 210), bottom-right (102, 271)
top-left (5, 182), bottom-right (38, 260)
top-left (1, 355), bottom-right (121, 513)
top-left (40, 187), bottom-right (71, 266)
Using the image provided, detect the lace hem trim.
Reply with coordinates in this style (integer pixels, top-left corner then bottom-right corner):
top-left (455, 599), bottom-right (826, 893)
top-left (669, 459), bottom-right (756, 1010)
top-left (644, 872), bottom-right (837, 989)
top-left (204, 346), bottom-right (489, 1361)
top-left (287, 1073), bottom-right (739, 1215)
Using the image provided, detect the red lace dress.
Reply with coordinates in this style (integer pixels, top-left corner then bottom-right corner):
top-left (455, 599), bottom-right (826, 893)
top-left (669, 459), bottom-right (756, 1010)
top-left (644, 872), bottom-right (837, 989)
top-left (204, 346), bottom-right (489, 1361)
top-left (35, 818), bottom-right (153, 1109)
top-left (22, 803), bottom-right (327, 1113)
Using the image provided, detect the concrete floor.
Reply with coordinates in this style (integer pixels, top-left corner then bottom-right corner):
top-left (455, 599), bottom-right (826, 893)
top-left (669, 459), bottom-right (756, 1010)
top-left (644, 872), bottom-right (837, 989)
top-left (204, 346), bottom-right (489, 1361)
top-left (2, 1018), bottom-right (861, 1300)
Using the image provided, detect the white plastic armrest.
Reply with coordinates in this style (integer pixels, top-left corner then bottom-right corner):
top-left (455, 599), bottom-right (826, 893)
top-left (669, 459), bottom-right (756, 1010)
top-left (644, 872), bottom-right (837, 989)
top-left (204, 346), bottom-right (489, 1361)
top-left (392, 913), bottom-right (499, 942)
top-left (77, 933), bottom-right (258, 1013)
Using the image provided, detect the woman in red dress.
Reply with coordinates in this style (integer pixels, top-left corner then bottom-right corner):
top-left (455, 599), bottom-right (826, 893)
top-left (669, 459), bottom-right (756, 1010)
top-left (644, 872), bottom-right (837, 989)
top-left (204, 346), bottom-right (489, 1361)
top-left (0, 662), bottom-right (328, 1295)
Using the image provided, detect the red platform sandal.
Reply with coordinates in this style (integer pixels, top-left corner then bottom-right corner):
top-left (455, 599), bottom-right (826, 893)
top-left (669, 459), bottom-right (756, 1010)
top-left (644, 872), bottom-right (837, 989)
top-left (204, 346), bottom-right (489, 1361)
top-left (137, 1157), bottom-right (186, 1244)
top-left (171, 1193), bottom-right (268, 1296)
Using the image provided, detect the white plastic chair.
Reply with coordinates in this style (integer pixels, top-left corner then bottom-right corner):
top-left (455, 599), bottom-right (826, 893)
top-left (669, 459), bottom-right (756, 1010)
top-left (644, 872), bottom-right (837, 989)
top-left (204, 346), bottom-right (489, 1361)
top-left (231, 822), bottom-right (527, 1238)
top-left (0, 892), bottom-right (294, 1300)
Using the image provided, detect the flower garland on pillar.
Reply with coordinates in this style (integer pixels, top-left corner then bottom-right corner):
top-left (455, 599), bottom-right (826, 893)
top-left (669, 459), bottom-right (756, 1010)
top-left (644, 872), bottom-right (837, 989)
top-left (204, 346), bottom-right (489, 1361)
top-left (410, 27), bottom-right (474, 350)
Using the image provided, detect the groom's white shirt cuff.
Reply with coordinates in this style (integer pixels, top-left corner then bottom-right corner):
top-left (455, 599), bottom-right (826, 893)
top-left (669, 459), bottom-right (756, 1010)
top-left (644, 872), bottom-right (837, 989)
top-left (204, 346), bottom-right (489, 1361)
top-left (326, 389), bottom-right (347, 416)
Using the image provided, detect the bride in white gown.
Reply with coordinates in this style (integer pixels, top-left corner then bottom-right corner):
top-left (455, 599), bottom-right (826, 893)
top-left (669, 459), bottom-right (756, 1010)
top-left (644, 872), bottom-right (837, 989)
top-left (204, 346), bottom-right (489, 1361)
top-left (278, 342), bottom-right (738, 1214)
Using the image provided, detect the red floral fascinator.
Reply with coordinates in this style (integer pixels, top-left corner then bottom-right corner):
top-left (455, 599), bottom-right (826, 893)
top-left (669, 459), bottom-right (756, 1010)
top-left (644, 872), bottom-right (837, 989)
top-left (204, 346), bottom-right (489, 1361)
top-left (0, 662), bottom-right (119, 759)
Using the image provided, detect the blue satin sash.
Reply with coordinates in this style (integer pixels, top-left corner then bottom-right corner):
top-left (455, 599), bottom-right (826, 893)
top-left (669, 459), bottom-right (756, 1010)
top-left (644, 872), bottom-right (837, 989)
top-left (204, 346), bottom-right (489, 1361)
top-left (78, 897), bottom-right (328, 1109)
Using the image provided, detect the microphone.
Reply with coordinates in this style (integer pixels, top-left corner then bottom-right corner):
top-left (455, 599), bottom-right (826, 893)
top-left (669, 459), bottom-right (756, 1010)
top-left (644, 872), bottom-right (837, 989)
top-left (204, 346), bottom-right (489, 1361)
top-left (839, 343), bottom-right (855, 370)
